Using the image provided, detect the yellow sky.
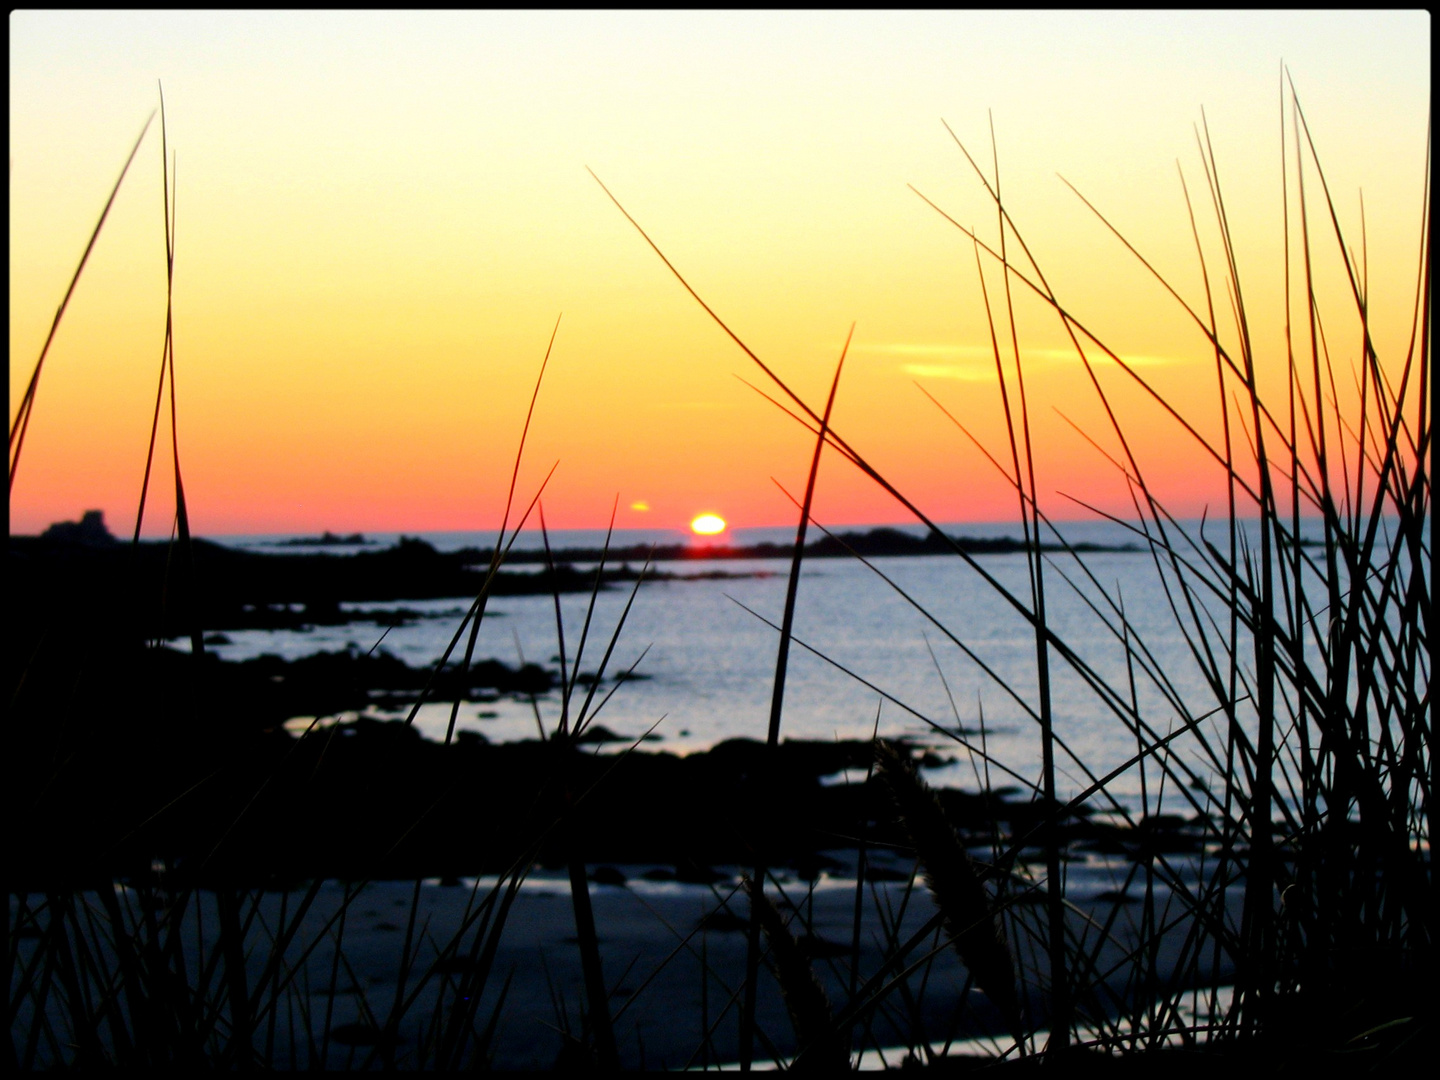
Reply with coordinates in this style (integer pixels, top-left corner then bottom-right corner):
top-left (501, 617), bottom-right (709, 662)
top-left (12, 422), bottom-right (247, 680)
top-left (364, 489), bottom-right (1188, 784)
top-left (9, 11), bottom-right (1430, 535)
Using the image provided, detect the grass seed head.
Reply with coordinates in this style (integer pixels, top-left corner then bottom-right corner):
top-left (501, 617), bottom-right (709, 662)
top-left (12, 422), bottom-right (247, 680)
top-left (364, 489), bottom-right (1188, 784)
top-left (875, 739), bottom-right (1021, 1033)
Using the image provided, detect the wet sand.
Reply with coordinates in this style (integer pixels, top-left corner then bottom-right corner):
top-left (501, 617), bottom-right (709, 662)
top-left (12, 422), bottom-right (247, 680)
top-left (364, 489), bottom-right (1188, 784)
top-left (12, 850), bottom-right (1235, 1070)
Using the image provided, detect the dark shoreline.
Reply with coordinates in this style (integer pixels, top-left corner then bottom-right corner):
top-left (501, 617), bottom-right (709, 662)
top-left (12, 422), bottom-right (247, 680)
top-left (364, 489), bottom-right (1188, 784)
top-left (410, 524), bottom-right (1144, 566)
top-left (12, 709), bottom-right (1213, 891)
top-left (6, 520), bottom-right (1171, 890)
top-left (8, 525), bottom-right (1138, 637)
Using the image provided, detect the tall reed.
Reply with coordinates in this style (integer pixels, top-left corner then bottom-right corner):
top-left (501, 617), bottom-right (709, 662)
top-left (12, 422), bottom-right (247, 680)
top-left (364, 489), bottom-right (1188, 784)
top-left (597, 72), bottom-right (1430, 1066)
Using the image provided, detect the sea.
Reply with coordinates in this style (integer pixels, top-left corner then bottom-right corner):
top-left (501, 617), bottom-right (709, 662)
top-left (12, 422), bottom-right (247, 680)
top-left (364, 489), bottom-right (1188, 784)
top-left (198, 516), bottom-right (1338, 820)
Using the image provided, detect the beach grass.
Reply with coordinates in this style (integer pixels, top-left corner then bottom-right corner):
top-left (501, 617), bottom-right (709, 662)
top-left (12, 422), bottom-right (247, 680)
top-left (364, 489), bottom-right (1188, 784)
top-left (7, 75), bottom-right (1430, 1069)
top-left (594, 71), bottom-right (1430, 1068)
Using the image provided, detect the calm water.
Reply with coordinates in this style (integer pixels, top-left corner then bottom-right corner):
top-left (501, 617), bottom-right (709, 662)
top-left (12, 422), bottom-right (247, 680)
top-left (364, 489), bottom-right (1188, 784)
top-left (198, 518), bottom-right (1319, 817)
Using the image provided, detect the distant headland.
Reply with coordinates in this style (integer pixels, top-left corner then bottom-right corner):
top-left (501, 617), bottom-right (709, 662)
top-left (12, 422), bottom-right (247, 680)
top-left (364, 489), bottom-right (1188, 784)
top-left (489, 524), bottom-right (1141, 565)
top-left (275, 530), bottom-right (376, 547)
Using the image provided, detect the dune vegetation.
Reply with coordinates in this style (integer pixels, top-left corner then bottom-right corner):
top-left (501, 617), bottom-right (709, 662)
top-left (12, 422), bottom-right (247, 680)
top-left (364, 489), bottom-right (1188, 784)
top-left (7, 78), bottom-right (1430, 1070)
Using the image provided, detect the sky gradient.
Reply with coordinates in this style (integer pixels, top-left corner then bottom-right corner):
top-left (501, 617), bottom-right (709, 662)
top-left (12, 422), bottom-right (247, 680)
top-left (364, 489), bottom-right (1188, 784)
top-left (9, 11), bottom-right (1430, 536)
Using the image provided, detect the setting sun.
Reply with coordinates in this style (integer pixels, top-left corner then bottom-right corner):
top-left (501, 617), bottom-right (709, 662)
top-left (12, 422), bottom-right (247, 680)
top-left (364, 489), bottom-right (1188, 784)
top-left (690, 513), bottom-right (726, 536)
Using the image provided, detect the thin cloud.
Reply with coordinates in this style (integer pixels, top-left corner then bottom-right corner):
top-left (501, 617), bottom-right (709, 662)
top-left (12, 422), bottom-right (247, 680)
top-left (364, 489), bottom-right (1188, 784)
top-left (858, 343), bottom-right (990, 358)
top-left (863, 341), bottom-right (1187, 373)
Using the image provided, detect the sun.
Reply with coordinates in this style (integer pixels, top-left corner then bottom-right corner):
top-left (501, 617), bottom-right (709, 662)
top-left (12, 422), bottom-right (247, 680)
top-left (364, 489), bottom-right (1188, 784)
top-left (690, 513), bottom-right (726, 536)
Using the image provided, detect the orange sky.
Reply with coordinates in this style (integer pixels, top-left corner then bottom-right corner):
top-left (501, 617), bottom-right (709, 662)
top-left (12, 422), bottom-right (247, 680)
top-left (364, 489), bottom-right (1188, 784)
top-left (9, 12), bottom-right (1430, 536)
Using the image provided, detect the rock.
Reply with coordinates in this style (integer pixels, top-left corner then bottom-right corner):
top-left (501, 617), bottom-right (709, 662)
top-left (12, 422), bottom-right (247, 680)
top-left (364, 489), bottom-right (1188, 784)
top-left (591, 865), bottom-right (627, 886)
top-left (41, 510), bottom-right (117, 546)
